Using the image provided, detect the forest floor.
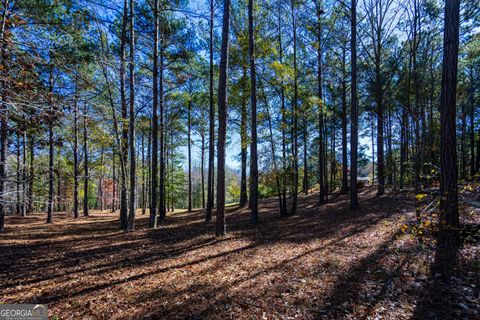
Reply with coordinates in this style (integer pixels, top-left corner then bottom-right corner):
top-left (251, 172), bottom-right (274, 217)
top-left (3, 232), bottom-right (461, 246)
top-left (1, 186), bottom-right (479, 319)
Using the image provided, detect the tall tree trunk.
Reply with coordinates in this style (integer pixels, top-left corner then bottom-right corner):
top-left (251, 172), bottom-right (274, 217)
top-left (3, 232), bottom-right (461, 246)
top-left (400, 110), bottom-right (408, 189)
top-left (303, 123), bottom-right (308, 195)
top-left (47, 65), bottom-right (54, 224)
top-left (249, 0), bottom-right (258, 224)
top-left (21, 132), bottom-right (26, 216)
top-left (16, 132), bottom-right (21, 215)
top-left (215, 0), bottom-right (231, 237)
top-left (99, 146), bottom-right (105, 212)
top-left (315, 0), bottom-right (326, 204)
top-left (27, 136), bottom-right (34, 213)
top-left (206, 0), bottom-right (215, 222)
top-left (146, 131), bottom-right (151, 212)
top-left (438, 0), bottom-right (460, 254)
top-left (412, 0), bottom-right (421, 190)
top-left (278, 0), bottom-right (287, 217)
top-left (376, 72), bottom-right (385, 195)
top-left (371, 115), bottom-right (375, 184)
top-left (461, 102), bottom-right (467, 179)
top-left (188, 100), bottom-right (192, 212)
top-left (259, 81), bottom-right (283, 215)
top-left (112, 149), bottom-right (116, 212)
top-left (159, 32), bottom-right (166, 222)
top-left (201, 130), bottom-right (205, 208)
top-left (469, 69), bottom-right (475, 176)
top-left (127, 0), bottom-right (136, 231)
top-left (239, 65), bottom-right (248, 208)
top-left (290, 0), bottom-right (299, 216)
top-left (0, 0), bottom-right (10, 232)
top-left (141, 133), bottom-right (145, 215)
top-left (120, 0), bottom-right (129, 230)
top-left (83, 103), bottom-right (89, 217)
top-left (56, 145), bottom-right (61, 211)
top-left (341, 45), bottom-right (348, 194)
top-left (330, 121), bottom-right (336, 194)
top-left (387, 108), bottom-right (394, 185)
top-left (350, 0), bottom-right (359, 210)
top-left (477, 126), bottom-right (480, 174)
top-left (73, 94), bottom-right (79, 218)
top-left (150, 0), bottom-right (158, 228)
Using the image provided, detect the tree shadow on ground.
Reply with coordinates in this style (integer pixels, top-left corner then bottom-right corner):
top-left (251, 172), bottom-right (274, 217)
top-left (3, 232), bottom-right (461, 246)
top-left (2, 187), bottom-right (461, 319)
top-left (411, 234), bottom-right (479, 319)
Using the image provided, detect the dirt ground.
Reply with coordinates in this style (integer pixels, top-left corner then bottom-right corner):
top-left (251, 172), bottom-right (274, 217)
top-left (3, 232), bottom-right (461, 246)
top-left (1, 187), bottom-right (479, 319)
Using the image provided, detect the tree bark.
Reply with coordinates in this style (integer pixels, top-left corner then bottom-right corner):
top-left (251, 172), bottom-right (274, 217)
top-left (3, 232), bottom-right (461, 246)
top-left (73, 93), bottom-right (79, 218)
top-left (201, 129), bottom-right (205, 208)
top-left (215, 0), bottom-right (231, 237)
top-left (341, 45), bottom-right (348, 194)
top-left (469, 69), bottom-right (475, 176)
top-left (16, 132), bottom-right (21, 215)
top-left (302, 121), bottom-right (308, 195)
top-left (239, 65), bottom-right (248, 208)
top-left (206, 0), bottom-right (215, 222)
top-left (150, 0), bottom-right (158, 228)
top-left (278, 0), bottom-right (287, 217)
top-left (315, 0), bottom-right (326, 204)
top-left (27, 136), bottom-right (34, 213)
top-left (159, 30), bottom-right (166, 222)
top-left (188, 100), bottom-right (192, 212)
top-left (438, 0), bottom-right (460, 251)
top-left (290, 0), bottom-right (299, 216)
top-left (83, 103), bottom-right (89, 217)
top-left (46, 65), bottom-right (54, 224)
top-left (112, 149), bottom-right (116, 212)
top-left (0, 0), bottom-right (10, 232)
top-left (120, 0), bottom-right (129, 230)
top-left (248, 0), bottom-right (258, 224)
top-left (127, 0), bottom-right (136, 231)
top-left (350, 0), bottom-right (359, 210)
top-left (21, 132), bottom-right (26, 216)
